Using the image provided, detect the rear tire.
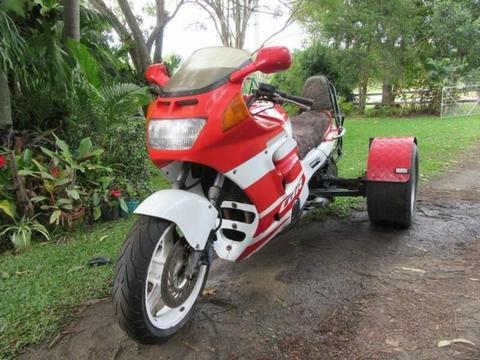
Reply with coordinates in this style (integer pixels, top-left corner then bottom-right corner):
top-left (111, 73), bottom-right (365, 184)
top-left (367, 145), bottom-right (419, 228)
top-left (112, 216), bottom-right (209, 344)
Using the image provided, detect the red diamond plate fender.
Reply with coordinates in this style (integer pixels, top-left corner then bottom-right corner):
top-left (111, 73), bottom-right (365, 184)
top-left (367, 137), bottom-right (417, 183)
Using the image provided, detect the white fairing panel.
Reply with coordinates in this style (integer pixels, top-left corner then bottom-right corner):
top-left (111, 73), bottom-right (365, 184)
top-left (214, 201), bottom-right (259, 260)
top-left (301, 138), bottom-right (337, 181)
top-left (134, 189), bottom-right (218, 250)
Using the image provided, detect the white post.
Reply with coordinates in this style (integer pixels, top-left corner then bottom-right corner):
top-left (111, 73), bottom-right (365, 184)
top-left (440, 86), bottom-right (445, 118)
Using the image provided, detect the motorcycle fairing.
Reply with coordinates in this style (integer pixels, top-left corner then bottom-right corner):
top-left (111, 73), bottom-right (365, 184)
top-left (146, 73), bottom-right (338, 262)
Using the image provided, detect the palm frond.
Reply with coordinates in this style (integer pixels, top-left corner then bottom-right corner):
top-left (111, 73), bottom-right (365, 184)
top-left (0, 9), bottom-right (25, 73)
top-left (98, 82), bottom-right (150, 122)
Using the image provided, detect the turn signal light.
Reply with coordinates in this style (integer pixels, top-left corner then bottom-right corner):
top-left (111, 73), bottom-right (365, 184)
top-left (222, 94), bottom-right (250, 131)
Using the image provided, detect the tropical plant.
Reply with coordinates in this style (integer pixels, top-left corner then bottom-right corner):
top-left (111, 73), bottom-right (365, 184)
top-left (65, 39), bottom-right (150, 139)
top-left (164, 53), bottom-right (182, 74)
top-left (0, 215), bottom-right (50, 250)
top-left (4, 1), bottom-right (147, 137)
top-left (18, 134), bottom-right (112, 227)
top-left (0, 199), bottom-right (16, 220)
top-left (88, 174), bottom-right (113, 221)
top-left (0, 153), bottom-right (16, 219)
top-left (0, 7), bottom-right (25, 131)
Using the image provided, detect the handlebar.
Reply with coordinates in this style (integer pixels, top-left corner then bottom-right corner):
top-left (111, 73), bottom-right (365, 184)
top-left (283, 93), bottom-right (314, 107)
top-left (254, 82), bottom-right (314, 110)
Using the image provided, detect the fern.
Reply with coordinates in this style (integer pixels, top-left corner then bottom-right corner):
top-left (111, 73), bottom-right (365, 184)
top-left (98, 82), bottom-right (150, 121)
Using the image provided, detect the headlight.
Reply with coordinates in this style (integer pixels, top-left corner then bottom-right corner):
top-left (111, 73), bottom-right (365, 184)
top-left (148, 118), bottom-right (206, 150)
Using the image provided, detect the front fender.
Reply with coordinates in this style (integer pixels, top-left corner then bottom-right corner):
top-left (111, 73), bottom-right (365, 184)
top-left (134, 189), bottom-right (218, 250)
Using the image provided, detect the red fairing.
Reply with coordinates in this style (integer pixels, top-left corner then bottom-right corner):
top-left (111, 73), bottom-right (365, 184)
top-left (146, 83), bottom-right (284, 173)
top-left (146, 81), bottom-right (287, 222)
top-left (274, 148), bottom-right (302, 183)
top-left (367, 137), bottom-right (417, 182)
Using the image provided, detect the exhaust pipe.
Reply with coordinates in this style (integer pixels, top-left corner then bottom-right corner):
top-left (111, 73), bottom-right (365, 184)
top-left (306, 197), bottom-right (331, 209)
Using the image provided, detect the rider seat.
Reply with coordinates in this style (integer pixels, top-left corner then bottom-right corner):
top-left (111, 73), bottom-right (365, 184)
top-left (292, 111), bottom-right (332, 158)
top-left (291, 75), bottom-right (333, 158)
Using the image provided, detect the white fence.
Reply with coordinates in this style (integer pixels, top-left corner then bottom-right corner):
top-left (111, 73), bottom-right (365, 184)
top-left (441, 85), bottom-right (480, 118)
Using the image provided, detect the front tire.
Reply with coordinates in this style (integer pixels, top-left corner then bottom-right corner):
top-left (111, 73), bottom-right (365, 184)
top-left (112, 216), bottom-right (209, 344)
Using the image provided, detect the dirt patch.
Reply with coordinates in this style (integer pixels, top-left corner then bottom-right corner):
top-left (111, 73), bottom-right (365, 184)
top-left (19, 146), bottom-right (480, 360)
top-left (422, 144), bottom-right (480, 201)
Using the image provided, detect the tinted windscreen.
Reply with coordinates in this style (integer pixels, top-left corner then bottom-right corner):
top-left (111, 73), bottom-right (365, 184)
top-left (163, 47), bottom-right (251, 94)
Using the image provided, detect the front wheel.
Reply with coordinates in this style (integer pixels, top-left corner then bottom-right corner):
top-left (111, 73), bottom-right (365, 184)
top-left (112, 216), bottom-right (209, 343)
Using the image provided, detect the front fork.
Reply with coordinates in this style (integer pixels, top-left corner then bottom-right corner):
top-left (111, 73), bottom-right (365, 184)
top-left (176, 162), bottom-right (225, 277)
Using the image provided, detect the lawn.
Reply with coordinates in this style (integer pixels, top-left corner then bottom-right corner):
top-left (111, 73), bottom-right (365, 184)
top-left (339, 115), bottom-right (480, 180)
top-left (0, 218), bottom-right (136, 357)
top-left (1, 114), bottom-right (480, 357)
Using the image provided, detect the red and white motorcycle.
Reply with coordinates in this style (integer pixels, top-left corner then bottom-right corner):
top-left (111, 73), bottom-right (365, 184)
top-left (113, 46), bottom-right (419, 343)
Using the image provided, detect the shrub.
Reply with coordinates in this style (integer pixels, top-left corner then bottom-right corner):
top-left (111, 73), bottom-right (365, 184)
top-left (338, 97), bottom-right (355, 116)
top-left (364, 105), bottom-right (403, 118)
top-left (101, 121), bottom-right (152, 198)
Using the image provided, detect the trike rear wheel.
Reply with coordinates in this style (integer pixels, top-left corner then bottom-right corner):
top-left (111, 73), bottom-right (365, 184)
top-left (367, 144), bottom-right (419, 228)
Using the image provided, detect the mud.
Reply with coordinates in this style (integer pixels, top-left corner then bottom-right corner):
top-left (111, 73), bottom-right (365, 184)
top-left (19, 147), bottom-right (480, 360)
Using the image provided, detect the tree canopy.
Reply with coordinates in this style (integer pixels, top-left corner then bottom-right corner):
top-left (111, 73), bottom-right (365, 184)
top-left (285, 0), bottom-right (480, 112)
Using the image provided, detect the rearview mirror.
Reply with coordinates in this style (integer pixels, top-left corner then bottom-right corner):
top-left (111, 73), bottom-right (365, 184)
top-left (254, 47), bottom-right (292, 74)
top-left (230, 46), bottom-right (292, 83)
top-left (145, 64), bottom-right (170, 87)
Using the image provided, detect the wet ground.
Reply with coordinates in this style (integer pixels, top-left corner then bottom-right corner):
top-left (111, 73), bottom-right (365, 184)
top-left (20, 147), bottom-right (480, 360)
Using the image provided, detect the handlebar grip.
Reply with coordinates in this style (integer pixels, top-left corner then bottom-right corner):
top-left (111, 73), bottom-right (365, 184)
top-left (285, 94), bottom-right (314, 107)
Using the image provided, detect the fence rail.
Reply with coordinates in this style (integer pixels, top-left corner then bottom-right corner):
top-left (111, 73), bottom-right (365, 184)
top-left (352, 90), bottom-right (432, 106)
top-left (352, 88), bottom-right (479, 113)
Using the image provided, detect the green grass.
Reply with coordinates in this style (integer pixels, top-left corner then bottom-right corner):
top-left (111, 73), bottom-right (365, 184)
top-left (340, 115), bottom-right (480, 180)
top-left (0, 218), bottom-right (135, 357)
top-left (1, 114), bottom-right (480, 357)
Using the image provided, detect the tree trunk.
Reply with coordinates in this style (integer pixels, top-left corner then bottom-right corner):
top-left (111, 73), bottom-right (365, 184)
top-left (88, 0), bottom-right (142, 75)
top-left (381, 79), bottom-right (394, 106)
top-left (153, 30), bottom-right (164, 63)
top-left (152, 0), bottom-right (165, 63)
top-left (0, 69), bottom-right (12, 131)
top-left (117, 0), bottom-right (150, 75)
top-left (63, 0), bottom-right (80, 41)
top-left (358, 74), bottom-right (369, 112)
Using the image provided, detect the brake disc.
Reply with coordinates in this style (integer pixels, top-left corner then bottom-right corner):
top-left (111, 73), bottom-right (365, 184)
top-left (161, 240), bottom-right (200, 308)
